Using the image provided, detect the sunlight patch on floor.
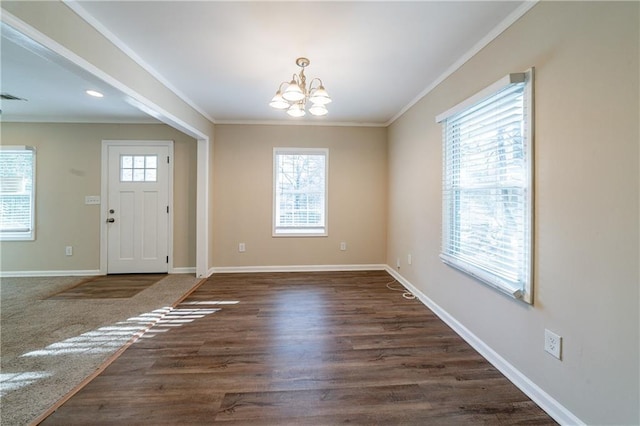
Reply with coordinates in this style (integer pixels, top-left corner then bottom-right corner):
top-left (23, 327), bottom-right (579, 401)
top-left (0, 372), bottom-right (51, 396)
top-left (2, 302), bottom-right (233, 398)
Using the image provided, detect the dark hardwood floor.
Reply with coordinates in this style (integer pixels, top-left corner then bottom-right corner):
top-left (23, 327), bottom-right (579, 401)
top-left (40, 271), bottom-right (555, 425)
top-left (48, 274), bottom-right (167, 299)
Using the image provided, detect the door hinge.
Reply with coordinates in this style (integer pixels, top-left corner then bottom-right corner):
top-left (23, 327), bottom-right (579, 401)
top-left (166, 256), bottom-right (169, 263)
top-left (167, 156), bottom-right (170, 164)
top-left (167, 205), bottom-right (169, 213)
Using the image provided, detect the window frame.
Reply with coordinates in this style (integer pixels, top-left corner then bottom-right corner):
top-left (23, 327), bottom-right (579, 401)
top-left (0, 145), bottom-right (36, 241)
top-left (436, 69), bottom-right (534, 304)
top-left (273, 147), bottom-right (329, 237)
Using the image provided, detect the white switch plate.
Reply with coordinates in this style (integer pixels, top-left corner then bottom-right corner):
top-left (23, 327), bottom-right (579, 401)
top-left (544, 329), bottom-right (562, 359)
top-left (65, 246), bottom-right (73, 256)
top-left (407, 254), bottom-right (412, 265)
top-left (340, 242), bottom-right (347, 251)
top-left (85, 195), bottom-right (101, 205)
top-left (238, 243), bottom-right (246, 253)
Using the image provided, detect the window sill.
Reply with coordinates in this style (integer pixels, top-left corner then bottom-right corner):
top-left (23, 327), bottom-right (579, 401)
top-left (273, 228), bottom-right (327, 238)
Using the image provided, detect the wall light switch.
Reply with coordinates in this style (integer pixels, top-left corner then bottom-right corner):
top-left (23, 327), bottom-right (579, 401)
top-left (340, 242), bottom-right (347, 251)
top-left (238, 243), bottom-right (246, 253)
top-left (85, 195), bottom-right (101, 205)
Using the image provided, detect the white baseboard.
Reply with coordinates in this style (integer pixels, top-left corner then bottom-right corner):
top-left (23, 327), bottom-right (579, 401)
top-left (211, 264), bottom-right (387, 274)
top-left (0, 269), bottom-right (103, 278)
top-left (384, 266), bottom-right (584, 426)
top-left (1, 268), bottom-right (197, 277)
top-left (171, 267), bottom-right (196, 274)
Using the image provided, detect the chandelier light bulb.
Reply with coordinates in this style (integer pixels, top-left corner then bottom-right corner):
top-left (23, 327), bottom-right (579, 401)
top-left (287, 102), bottom-right (306, 117)
top-left (309, 103), bottom-right (328, 116)
top-left (282, 81), bottom-right (305, 102)
top-left (309, 86), bottom-right (332, 105)
top-left (269, 91), bottom-right (289, 109)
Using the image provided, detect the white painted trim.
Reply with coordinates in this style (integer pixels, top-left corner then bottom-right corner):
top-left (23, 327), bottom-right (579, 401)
top-left (100, 141), bottom-right (108, 275)
top-left (211, 264), bottom-right (387, 274)
top-left (196, 138), bottom-right (209, 279)
top-left (435, 72), bottom-right (525, 123)
top-left (273, 147), bottom-right (329, 238)
top-left (100, 140), bottom-right (174, 274)
top-left (0, 11), bottom-right (209, 141)
top-left (386, 0), bottom-right (539, 126)
top-left (171, 267), bottom-right (196, 274)
top-left (1, 268), bottom-right (196, 277)
top-left (63, 0), bottom-right (216, 125)
top-left (384, 266), bottom-right (584, 426)
top-left (1, 118), bottom-right (159, 124)
top-left (215, 120), bottom-right (386, 128)
top-left (0, 270), bottom-right (103, 278)
top-left (65, 0), bottom-right (388, 129)
top-left (0, 10), bottom-right (211, 280)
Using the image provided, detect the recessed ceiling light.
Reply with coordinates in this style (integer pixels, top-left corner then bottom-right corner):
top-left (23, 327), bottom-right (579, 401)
top-left (86, 90), bottom-right (104, 98)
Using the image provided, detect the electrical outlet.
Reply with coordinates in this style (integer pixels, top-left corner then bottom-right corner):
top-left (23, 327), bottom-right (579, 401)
top-left (65, 246), bottom-right (73, 256)
top-left (340, 242), bottom-right (347, 251)
top-left (544, 329), bottom-right (562, 359)
top-left (238, 243), bottom-right (246, 253)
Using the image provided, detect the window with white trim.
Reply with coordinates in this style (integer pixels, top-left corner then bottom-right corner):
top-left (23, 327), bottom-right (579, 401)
top-left (437, 70), bottom-right (534, 303)
top-left (273, 148), bottom-right (328, 236)
top-left (0, 146), bottom-right (36, 241)
top-left (120, 155), bottom-right (158, 182)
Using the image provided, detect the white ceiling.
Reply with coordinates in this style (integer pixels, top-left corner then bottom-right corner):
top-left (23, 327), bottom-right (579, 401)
top-left (2, 1), bottom-right (529, 126)
top-left (0, 23), bottom-right (158, 124)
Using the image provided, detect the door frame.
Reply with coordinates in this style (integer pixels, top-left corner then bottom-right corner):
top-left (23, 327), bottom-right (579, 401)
top-left (3, 10), bottom-right (210, 278)
top-left (100, 140), bottom-right (174, 275)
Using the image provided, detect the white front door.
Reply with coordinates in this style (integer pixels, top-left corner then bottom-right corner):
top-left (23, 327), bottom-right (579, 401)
top-left (106, 143), bottom-right (171, 274)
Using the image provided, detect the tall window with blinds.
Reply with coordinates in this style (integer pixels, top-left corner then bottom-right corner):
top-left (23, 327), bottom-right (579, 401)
top-left (437, 70), bottom-right (533, 303)
top-left (273, 148), bottom-right (328, 236)
top-left (0, 146), bottom-right (36, 241)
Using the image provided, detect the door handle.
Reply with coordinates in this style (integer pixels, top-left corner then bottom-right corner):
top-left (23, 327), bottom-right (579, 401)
top-left (106, 218), bottom-right (115, 223)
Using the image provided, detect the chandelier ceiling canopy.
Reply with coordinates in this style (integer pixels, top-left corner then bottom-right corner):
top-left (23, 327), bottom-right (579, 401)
top-left (269, 57), bottom-right (332, 117)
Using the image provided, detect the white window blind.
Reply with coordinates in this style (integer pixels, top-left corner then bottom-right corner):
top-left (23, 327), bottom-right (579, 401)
top-left (273, 148), bottom-right (328, 236)
top-left (0, 146), bottom-right (36, 241)
top-left (438, 70), bottom-right (533, 303)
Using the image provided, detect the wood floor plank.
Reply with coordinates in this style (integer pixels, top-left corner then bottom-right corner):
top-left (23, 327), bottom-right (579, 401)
top-left (48, 274), bottom-right (166, 299)
top-left (40, 271), bottom-right (556, 425)
top-left (215, 384), bottom-right (431, 421)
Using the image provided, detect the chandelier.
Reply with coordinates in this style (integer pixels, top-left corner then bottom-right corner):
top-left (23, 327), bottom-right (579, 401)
top-left (269, 57), bottom-right (332, 117)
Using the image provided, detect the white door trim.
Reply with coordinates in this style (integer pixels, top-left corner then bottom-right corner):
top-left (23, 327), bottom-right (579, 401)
top-left (196, 138), bottom-right (210, 278)
top-left (100, 140), bottom-right (174, 275)
top-left (2, 10), bottom-right (210, 278)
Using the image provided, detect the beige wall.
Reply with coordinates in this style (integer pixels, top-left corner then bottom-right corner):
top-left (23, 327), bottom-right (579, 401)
top-left (0, 123), bottom-right (197, 272)
top-left (3, 0), bottom-right (638, 422)
top-left (213, 124), bottom-right (387, 267)
top-left (387, 2), bottom-right (639, 424)
top-left (3, 0), bottom-right (216, 276)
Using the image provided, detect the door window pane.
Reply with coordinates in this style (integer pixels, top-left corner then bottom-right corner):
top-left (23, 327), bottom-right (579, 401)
top-left (120, 155), bottom-right (158, 182)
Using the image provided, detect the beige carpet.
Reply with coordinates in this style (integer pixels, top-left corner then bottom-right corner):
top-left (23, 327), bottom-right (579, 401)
top-left (0, 273), bottom-right (203, 425)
